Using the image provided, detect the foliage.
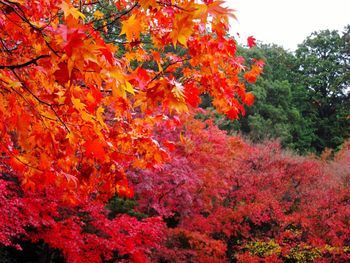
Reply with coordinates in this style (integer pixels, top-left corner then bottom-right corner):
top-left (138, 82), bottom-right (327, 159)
top-left (0, 0), bottom-right (265, 261)
top-left (0, 0), bottom-right (261, 201)
top-left (1, 0), bottom-right (349, 262)
top-left (295, 28), bottom-right (350, 152)
top-left (0, 168), bottom-right (166, 262)
top-left (202, 27), bottom-right (349, 154)
top-left (129, 116), bottom-right (350, 262)
top-left (234, 44), bottom-right (317, 154)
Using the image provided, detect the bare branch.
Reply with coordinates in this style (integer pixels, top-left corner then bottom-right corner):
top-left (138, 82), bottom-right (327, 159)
top-left (0, 55), bottom-right (50, 70)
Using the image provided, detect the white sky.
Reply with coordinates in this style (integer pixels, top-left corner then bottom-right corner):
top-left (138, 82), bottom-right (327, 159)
top-left (227, 0), bottom-right (350, 51)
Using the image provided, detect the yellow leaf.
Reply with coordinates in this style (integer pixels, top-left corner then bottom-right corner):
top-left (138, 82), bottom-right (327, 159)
top-left (177, 35), bottom-right (187, 47)
top-left (71, 97), bottom-right (86, 111)
top-left (116, 85), bottom-right (126, 98)
top-left (120, 14), bottom-right (143, 41)
top-left (192, 4), bottom-right (207, 19)
top-left (81, 111), bottom-right (94, 123)
top-left (60, 1), bottom-right (86, 20)
top-left (56, 90), bottom-right (66, 104)
top-left (110, 69), bottom-right (123, 80)
top-left (109, 70), bottom-right (130, 97)
top-left (170, 101), bottom-right (188, 113)
top-left (170, 13), bottom-right (194, 47)
top-left (93, 10), bottom-right (104, 19)
top-left (66, 132), bottom-right (76, 144)
top-left (96, 106), bottom-right (108, 130)
top-left (103, 21), bottom-right (108, 33)
top-left (33, 43), bottom-right (42, 54)
top-left (123, 81), bottom-right (135, 95)
top-left (8, 80), bottom-right (22, 89)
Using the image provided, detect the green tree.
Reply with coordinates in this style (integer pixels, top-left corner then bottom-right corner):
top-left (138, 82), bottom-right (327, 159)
top-left (296, 27), bottom-right (350, 152)
top-left (232, 44), bottom-right (315, 153)
top-left (242, 79), bottom-right (314, 152)
top-left (215, 30), bottom-right (349, 154)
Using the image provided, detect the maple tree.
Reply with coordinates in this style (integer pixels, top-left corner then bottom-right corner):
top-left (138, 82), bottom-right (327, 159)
top-left (0, 0), bottom-right (264, 261)
top-left (0, 171), bottom-right (166, 262)
top-left (4, 1), bottom-right (347, 263)
top-left (0, 0), bottom-right (261, 201)
top-left (130, 116), bottom-right (350, 262)
top-left (1, 113), bottom-right (349, 262)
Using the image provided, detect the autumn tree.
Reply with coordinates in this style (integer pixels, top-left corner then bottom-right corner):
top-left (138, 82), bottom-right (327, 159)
top-left (0, 0), bottom-right (264, 261)
top-left (0, 0), bottom-right (262, 199)
top-left (130, 115), bottom-right (350, 262)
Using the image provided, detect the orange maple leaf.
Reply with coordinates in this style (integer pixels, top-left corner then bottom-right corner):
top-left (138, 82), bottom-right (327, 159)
top-left (170, 13), bottom-right (194, 47)
top-left (207, 0), bottom-right (237, 19)
top-left (59, 1), bottom-right (86, 20)
top-left (120, 14), bottom-right (143, 42)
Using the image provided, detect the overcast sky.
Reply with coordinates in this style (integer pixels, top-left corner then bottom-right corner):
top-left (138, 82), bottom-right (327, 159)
top-left (227, 0), bottom-right (350, 51)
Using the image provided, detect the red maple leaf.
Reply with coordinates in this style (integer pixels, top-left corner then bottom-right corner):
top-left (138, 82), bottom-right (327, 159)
top-left (247, 36), bottom-right (256, 48)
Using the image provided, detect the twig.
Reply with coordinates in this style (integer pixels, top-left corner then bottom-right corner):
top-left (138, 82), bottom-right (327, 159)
top-left (0, 55), bottom-right (50, 69)
top-left (90, 2), bottom-right (139, 35)
top-left (148, 57), bottom-right (192, 84)
top-left (10, 69), bottom-right (71, 133)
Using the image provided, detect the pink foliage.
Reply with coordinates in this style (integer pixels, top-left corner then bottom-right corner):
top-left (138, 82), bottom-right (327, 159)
top-left (1, 117), bottom-right (349, 262)
top-left (129, 116), bottom-right (350, 262)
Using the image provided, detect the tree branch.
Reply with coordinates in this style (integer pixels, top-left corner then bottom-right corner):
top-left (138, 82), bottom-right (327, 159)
top-left (0, 55), bottom-right (50, 69)
top-left (91, 2), bottom-right (139, 34)
top-left (148, 57), bottom-right (192, 84)
top-left (10, 69), bottom-right (71, 133)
